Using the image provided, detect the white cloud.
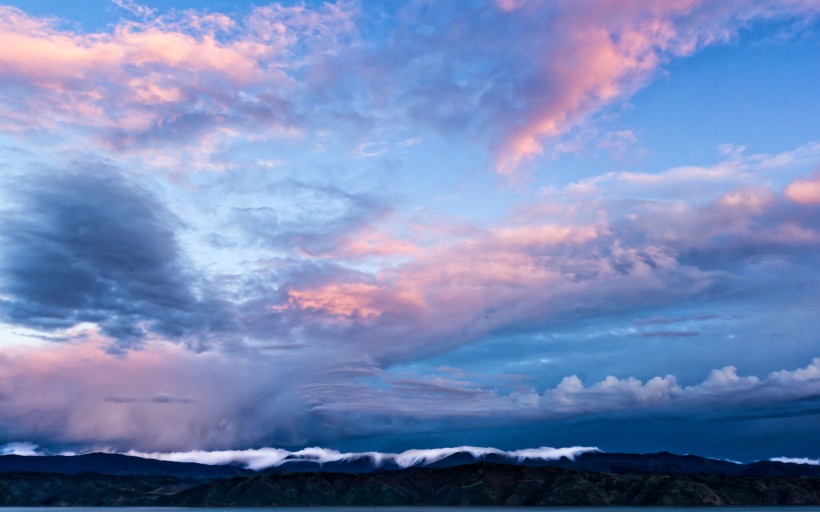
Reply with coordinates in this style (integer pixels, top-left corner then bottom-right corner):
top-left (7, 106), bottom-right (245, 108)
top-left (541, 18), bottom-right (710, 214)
top-left (770, 457), bottom-right (820, 465)
top-left (127, 445), bottom-right (600, 470)
top-left (0, 441), bottom-right (41, 456)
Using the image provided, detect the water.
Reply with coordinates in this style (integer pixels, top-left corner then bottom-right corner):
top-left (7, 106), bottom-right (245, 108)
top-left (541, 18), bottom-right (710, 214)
top-left (3, 508), bottom-right (820, 512)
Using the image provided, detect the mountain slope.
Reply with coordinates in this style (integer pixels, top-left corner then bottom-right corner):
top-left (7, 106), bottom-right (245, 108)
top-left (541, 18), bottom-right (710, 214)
top-left (131, 463), bottom-right (820, 506)
top-left (3, 450), bottom-right (820, 507)
top-left (265, 450), bottom-right (820, 478)
top-left (0, 453), bottom-right (251, 479)
top-left (0, 473), bottom-right (186, 506)
top-left (5, 450), bottom-right (820, 479)
top-left (2, 461), bottom-right (820, 506)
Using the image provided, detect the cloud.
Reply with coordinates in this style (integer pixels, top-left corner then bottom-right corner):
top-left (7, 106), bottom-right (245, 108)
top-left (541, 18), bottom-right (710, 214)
top-left (770, 457), bottom-right (820, 465)
top-left (0, 337), bottom-right (316, 451)
top-left (0, 305), bottom-right (818, 452)
top-left (111, 0), bottom-right (156, 19)
top-left (241, 144), bottom-right (820, 368)
top-left (228, 180), bottom-right (389, 256)
top-left (0, 0), bottom-right (817, 463)
top-left (0, 142), bottom-right (817, 452)
top-left (0, 166), bottom-right (231, 349)
top-left (638, 331), bottom-right (700, 338)
top-left (126, 445), bottom-right (600, 470)
top-left (303, 358), bottom-right (820, 429)
top-left (369, 0), bottom-right (820, 174)
top-left (1, 1), bottom-right (817, 174)
top-left (785, 172), bottom-right (820, 205)
top-left (567, 142), bottom-right (820, 202)
top-left (0, 2), bottom-right (355, 159)
top-left (150, 393), bottom-right (195, 404)
top-left (0, 441), bottom-right (41, 456)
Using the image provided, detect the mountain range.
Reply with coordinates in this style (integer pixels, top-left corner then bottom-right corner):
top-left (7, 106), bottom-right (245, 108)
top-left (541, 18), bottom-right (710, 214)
top-left (1, 449), bottom-right (820, 506)
top-left (264, 450), bottom-right (820, 478)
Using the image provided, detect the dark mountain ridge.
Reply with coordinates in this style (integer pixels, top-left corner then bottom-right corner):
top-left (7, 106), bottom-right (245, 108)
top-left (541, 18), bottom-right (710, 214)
top-left (0, 452), bottom-right (251, 479)
top-left (167, 462), bottom-right (820, 507)
top-left (4, 449), bottom-right (820, 478)
top-left (3, 462), bottom-right (820, 507)
top-left (3, 449), bottom-right (820, 506)
top-left (264, 450), bottom-right (820, 478)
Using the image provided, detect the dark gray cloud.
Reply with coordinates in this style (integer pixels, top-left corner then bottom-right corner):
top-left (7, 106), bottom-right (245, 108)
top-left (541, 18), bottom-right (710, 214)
top-left (0, 166), bottom-right (232, 348)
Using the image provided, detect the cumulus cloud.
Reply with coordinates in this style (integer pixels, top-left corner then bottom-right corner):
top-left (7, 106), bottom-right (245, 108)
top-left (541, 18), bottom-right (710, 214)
top-left (304, 358), bottom-right (820, 428)
top-left (785, 172), bottom-right (820, 205)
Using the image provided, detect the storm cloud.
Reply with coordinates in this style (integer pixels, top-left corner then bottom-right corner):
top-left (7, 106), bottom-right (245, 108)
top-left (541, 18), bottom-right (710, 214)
top-left (0, 167), bottom-right (231, 348)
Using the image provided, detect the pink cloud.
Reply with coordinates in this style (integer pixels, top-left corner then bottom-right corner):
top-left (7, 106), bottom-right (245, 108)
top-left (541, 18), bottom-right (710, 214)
top-left (0, 7), bottom-right (263, 92)
top-left (718, 187), bottom-right (776, 214)
top-left (253, 145), bottom-right (820, 364)
top-left (2, 151), bottom-right (820, 449)
top-left (272, 282), bottom-right (425, 321)
top-left (492, 224), bottom-right (600, 248)
top-left (0, 330), bottom-right (313, 450)
top-left (489, 0), bottom-right (819, 173)
top-left (0, 3), bottom-right (355, 151)
top-left (0, 1), bottom-right (816, 171)
top-left (264, 218), bottom-right (707, 362)
top-left (332, 229), bottom-right (422, 258)
top-left (785, 172), bottom-right (820, 205)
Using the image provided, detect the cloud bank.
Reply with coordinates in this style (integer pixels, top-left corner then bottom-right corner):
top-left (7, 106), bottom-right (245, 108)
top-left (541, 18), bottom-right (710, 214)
top-left (126, 445), bottom-right (600, 471)
top-left (771, 457), bottom-right (820, 466)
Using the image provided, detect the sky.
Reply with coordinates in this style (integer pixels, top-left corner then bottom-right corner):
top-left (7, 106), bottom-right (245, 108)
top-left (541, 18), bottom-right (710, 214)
top-left (0, 0), bottom-right (819, 463)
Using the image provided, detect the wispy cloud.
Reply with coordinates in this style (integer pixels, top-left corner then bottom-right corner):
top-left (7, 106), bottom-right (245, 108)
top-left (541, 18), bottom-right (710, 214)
top-left (360, 0), bottom-right (820, 175)
top-left (0, 2), bottom-right (355, 160)
top-left (1, 1), bottom-right (817, 175)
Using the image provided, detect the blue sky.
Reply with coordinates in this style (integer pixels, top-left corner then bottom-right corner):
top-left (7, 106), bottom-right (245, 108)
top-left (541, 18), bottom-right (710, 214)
top-left (0, 0), bottom-right (818, 462)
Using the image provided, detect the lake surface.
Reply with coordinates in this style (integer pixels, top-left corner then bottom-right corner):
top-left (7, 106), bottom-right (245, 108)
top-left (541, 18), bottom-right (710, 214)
top-left (3, 508), bottom-right (820, 512)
